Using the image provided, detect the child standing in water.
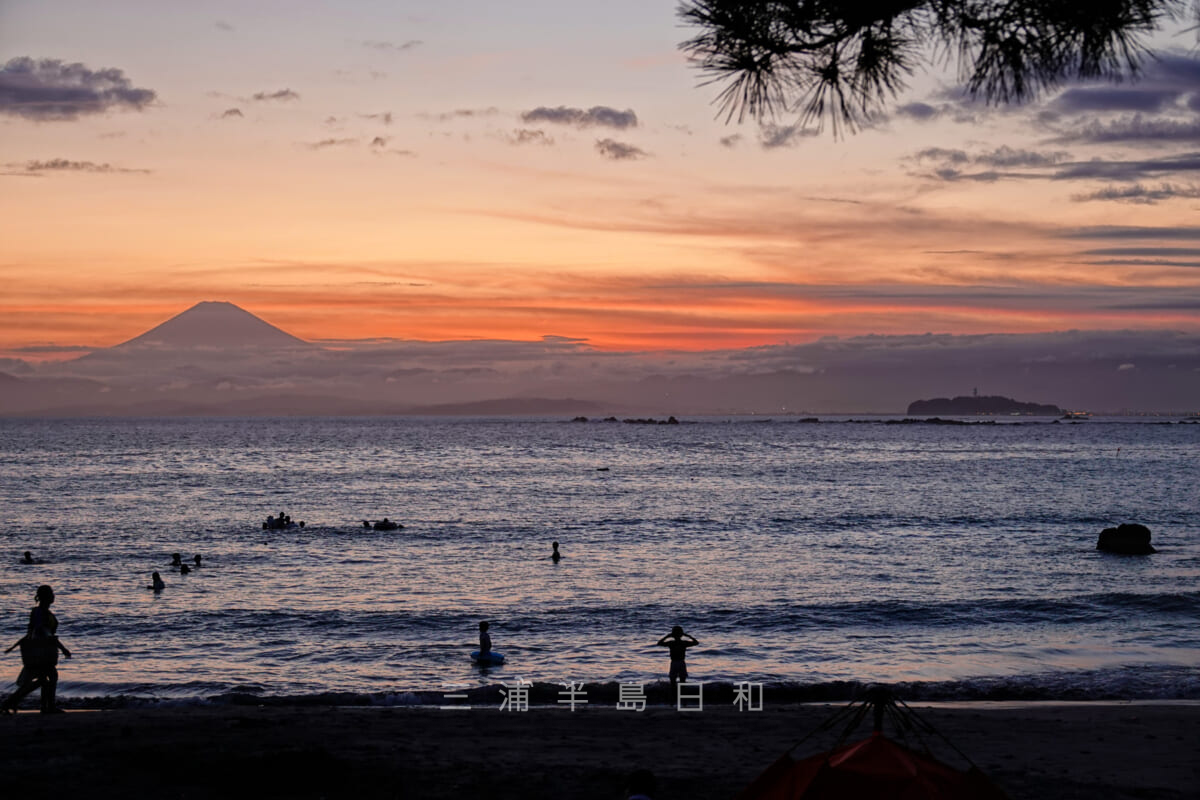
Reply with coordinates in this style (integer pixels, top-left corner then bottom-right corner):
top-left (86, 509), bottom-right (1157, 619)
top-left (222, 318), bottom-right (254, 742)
top-left (478, 621), bottom-right (492, 655)
top-left (656, 626), bottom-right (699, 690)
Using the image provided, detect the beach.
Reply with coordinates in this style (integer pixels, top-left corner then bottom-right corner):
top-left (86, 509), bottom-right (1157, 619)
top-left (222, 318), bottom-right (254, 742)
top-left (2, 702), bottom-right (1197, 798)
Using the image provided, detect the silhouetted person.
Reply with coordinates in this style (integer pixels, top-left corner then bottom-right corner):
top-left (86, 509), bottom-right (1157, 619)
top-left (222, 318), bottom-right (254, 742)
top-left (193, 554), bottom-right (202, 567)
top-left (180, 564), bottom-right (190, 575)
top-left (625, 768), bottom-right (657, 800)
top-left (363, 520), bottom-right (372, 529)
top-left (550, 541), bottom-right (561, 562)
top-left (1, 585), bottom-right (71, 714)
top-left (170, 553), bottom-right (182, 567)
top-left (478, 621), bottom-right (492, 656)
top-left (656, 626), bottom-right (698, 689)
top-left (21, 551), bottom-right (34, 564)
top-left (149, 572), bottom-right (165, 592)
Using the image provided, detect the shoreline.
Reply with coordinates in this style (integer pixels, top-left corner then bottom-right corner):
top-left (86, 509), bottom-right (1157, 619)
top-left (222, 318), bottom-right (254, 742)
top-left (2, 702), bottom-right (1196, 798)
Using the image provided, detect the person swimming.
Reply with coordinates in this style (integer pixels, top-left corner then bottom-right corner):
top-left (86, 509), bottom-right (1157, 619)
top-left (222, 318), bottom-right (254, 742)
top-left (149, 572), bottom-right (165, 591)
top-left (21, 551), bottom-right (34, 565)
top-left (179, 564), bottom-right (190, 575)
top-left (170, 553), bottom-right (182, 567)
top-left (193, 554), bottom-right (202, 567)
top-left (550, 541), bottom-right (562, 563)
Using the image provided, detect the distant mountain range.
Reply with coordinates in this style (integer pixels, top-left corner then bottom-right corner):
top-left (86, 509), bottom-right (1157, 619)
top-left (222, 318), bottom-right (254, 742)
top-left (907, 395), bottom-right (1062, 416)
top-left (3, 302), bottom-right (1198, 415)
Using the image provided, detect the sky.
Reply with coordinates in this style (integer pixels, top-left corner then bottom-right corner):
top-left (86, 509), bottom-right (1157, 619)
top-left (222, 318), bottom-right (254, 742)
top-left (2, 1), bottom-right (1200, 375)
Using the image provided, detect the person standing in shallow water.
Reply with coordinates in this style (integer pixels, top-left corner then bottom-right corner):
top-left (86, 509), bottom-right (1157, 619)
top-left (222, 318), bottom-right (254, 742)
top-left (1, 584), bottom-right (72, 714)
top-left (478, 621), bottom-right (492, 656)
top-left (656, 626), bottom-right (698, 690)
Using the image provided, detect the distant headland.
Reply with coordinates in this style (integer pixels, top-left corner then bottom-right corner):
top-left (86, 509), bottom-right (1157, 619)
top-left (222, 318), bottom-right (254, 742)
top-left (906, 395), bottom-right (1062, 416)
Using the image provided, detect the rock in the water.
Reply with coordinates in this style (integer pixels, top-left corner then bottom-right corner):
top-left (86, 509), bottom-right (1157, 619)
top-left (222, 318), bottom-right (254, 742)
top-left (1097, 523), bottom-right (1156, 554)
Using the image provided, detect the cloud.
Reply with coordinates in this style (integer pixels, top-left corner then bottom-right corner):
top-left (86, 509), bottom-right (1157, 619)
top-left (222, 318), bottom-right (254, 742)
top-left (521, 105), bottom-right (637, 129)
top-left (250, 89), bottom-right (299, 102)
top-left (895, 102), bottom-right (941, 121)
top-left (508, 129), bottom-right (553, 146)
top-left (369, 136), bottom-right (389, 148)
top-left (360, 111), bottom-right (392, 125)
top-left (423, 107), bottom-right (499, 122)
top-left (1080, 247), bottom-right (1200, 257)
top-left (974, 146), bottom-right (1069, 168)
top-left (1052, 153), bottom-right (1200, 181)
top-left (303, 138), bottom-right (357, 150)
top-left (215, 21), bottom-right (234, 32)
top-left (0, 56), bottom-right (156, 121)
top-left (361, 40), bottom-right (422, 52)
top-left (718, 134), bottom-right (742, 148)
top-left (4, 158), bottom-right (151, 176)
top-left (1060, 226), bottom-right (1200, 240)
top-left (915, 146), bottom-right (1069, 174)
top-left (595, 139), bottom-right (647, 160)
top-left (759, 123), bottom-right (818, 149)
top-left (1053, 87), bottom-right (1181, 113)
top-left (914, 147), bottom-right (970, 165)
top-left (1072, 182), bottom-right (1200, 204)
top-left (220, 107), bottom-right (243, 118)
top-left (1049, 114), bottom-right (1200, 145)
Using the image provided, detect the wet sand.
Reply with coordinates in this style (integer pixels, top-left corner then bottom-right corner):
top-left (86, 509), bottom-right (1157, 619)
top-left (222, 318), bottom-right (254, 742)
top-left (1, 702), bottom-right (1197, 798)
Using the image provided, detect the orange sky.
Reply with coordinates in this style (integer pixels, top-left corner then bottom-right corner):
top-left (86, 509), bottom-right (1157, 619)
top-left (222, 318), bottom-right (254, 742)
top-left (2, 2), bottom-right (1198, 359)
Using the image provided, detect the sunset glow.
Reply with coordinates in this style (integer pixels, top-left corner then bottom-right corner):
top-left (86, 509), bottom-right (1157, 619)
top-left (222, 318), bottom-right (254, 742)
top-left (2, 1), bottom-right (1199, 360)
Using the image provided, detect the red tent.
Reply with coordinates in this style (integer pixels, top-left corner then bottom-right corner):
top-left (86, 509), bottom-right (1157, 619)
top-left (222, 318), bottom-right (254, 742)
top-left (738, 689), bottom-right (1009, 800)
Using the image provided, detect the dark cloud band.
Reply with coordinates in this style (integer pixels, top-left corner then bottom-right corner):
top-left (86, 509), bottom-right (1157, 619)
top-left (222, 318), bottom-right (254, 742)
top-left (0, 57), bottom-right (156, 121)
top-left (521, 105), bottom-right (637, 129)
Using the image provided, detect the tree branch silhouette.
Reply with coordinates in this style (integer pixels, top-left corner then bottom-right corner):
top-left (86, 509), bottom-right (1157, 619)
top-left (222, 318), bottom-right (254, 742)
top-left (678, 0), bottom-right (1198, 134)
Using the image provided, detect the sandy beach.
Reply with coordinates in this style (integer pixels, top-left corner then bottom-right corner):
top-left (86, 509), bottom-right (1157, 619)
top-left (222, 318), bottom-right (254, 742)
top-left (1, 702), bottom-right (1196, 798)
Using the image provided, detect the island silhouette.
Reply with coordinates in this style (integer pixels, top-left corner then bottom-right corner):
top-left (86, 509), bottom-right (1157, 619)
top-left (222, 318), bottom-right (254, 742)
top-left (907, 395), bottom-right (1062, 416)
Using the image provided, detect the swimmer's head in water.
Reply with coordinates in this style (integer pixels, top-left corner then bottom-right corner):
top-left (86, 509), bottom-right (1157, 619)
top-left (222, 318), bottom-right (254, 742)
top-left (671, 625), bottom-right (683, 637)
top-left (35, 584), bottom-right (54, 604)
top-left (552, 541), bottom-right (559, 549)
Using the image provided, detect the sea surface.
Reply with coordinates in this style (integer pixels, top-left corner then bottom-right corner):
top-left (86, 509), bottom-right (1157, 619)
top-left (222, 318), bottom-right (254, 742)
top-left (0, 416), bottom-right (1197, 707)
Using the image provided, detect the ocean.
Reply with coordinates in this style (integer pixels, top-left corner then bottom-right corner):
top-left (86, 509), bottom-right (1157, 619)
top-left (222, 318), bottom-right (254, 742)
top-left (1, 416), bottom-right (1197, 707)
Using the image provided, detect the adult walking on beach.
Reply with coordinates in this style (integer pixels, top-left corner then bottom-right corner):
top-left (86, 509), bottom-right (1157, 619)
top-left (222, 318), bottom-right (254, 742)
top-left (1, 584), bottom-right (71, 714)
top-left (656, 626), bottom-right (698, 690)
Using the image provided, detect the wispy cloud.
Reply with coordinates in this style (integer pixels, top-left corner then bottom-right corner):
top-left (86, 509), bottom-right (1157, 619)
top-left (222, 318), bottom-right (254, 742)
top-left (1048, 114), bottom-right (1200, 145)
top-left (759, 123), bottom-right (818, 149)
top-left (1059, 226), bottom-right (1200, 240)
top-left (250, 89), bottom-right (300, 102)
top-left (361, 40), bottom-right (422, 52)
top-left (215, 21), bottom-right (234, 32)
top-left (521, 105), bottom-right (637, 129)
top-left (303, 138), bottom-right (357, 150)
top-left (422, 107), bottom-right (499, 122)
top-left (1072, 182), bottom-right (1200, 204)
top-left (0, 56), bottom-right (156, 121)
top-left (220, 108), bottom-right (243, 119)
top-left (595, 139), bottom-right (647, 160)
top-left (360, 111), bottom-right (392, 125)
top-left (4, 158), bottom-right (151, 176)
top-left (508, 129), bottom-right (553, 146)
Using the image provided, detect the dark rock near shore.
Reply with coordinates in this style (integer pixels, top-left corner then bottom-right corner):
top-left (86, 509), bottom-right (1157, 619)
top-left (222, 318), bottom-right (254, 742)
top-left (1097, 523), bottom-right (1156, 554)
